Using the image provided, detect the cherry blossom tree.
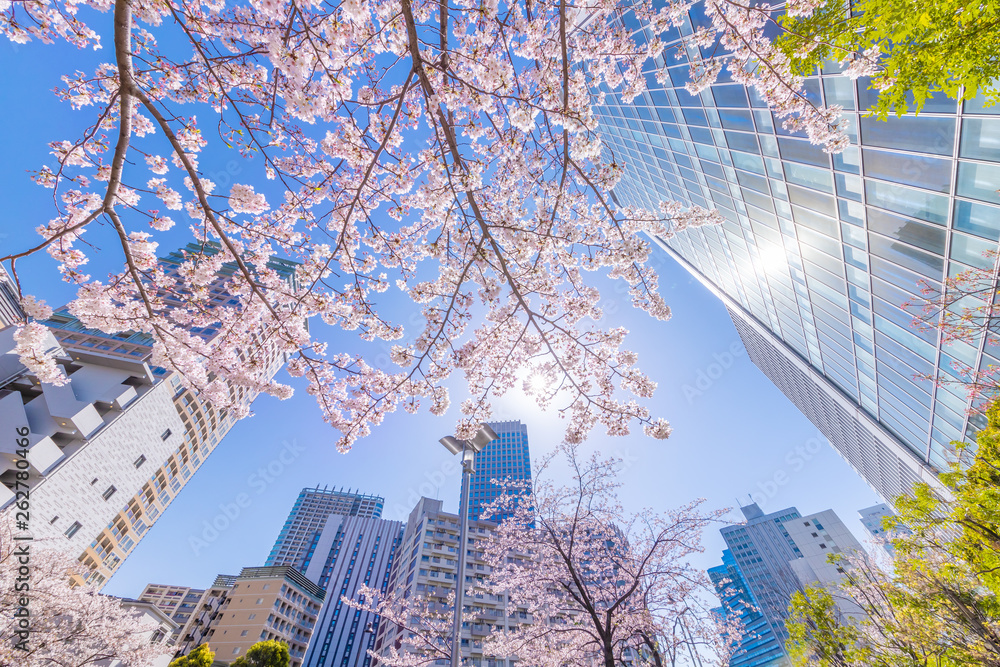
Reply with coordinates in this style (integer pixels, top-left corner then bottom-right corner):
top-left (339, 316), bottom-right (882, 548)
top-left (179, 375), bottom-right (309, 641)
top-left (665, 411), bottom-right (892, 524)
top-left (479, 446), bottom-right (734, 667)
top-left (0, 521), bottom-right (166, 666)
top-left (2, 0), bottom-right (898, 450)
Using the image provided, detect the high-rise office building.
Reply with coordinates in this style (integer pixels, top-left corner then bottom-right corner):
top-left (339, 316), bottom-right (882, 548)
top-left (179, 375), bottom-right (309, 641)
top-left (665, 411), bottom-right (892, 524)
top-left (708, 550), bottom-right (786, 667)
top-left (300, 513), bottom-right (405, 667)
top-left (467, 420), bottom-right (532, 523)
top-left (0, 242), bottom-right (295, 586)
top-left (593, 12), bottom-right (1000, 501)
top-left (266, 486), bottom-right (385, 568)
top-left (710, 504), bottom-right (866, 665)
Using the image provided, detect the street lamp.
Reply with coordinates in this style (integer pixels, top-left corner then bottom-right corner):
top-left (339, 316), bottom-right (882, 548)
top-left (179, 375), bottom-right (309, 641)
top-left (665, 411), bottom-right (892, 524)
top-left (439, 423), bottom-right (498, 667)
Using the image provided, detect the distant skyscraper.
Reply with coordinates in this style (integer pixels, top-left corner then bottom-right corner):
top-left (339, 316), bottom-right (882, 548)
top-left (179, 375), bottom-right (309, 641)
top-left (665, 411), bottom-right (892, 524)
top-left (593, 11), bottom-right (1000, 502)
top-left (466, 420), bottom-right (532, 523)
top-left (301, 513), bottom-right (404, 667)
top-left (859, 503), bottom-right (909, 554)
top-left (711, 504), bottom-right (867, 665)
top-left (266, 487), bottom-right (384, 568)
top-left (709, 550), bottom-right (786, 667)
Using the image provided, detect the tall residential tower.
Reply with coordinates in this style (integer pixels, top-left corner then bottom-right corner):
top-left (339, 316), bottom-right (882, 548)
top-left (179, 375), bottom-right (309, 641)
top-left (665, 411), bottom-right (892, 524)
top-left (265, 486), bottom-right (385, 568)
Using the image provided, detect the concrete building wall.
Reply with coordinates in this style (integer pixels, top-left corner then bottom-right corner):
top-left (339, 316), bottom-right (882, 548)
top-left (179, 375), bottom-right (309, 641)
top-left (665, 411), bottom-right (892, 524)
top-left (373, 498), bottom-right (523, 667)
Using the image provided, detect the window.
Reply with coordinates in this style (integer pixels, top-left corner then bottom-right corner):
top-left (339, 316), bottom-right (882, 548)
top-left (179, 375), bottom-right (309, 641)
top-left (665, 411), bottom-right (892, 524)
top-left (65, 522), bottom-right (82, 538)
top-left (134, 455), bottom-right (146, 469)
top-left (819, 543), bottom-right (827, 549)
top-left (102, 486), bottom-right (117, 501)
top-left (90, 478), bottom-right (99, 486)
top-left (233, 648), bottom-right (241, 655)
top-left (50, 516), bottom-right (59, 524)
top-left (248, 614), bottom-right (256, 620)
top-left (161, 429), bottom-right (172, 440)
top-left (256, 598), bottom-right (264, 604)
top-left (241, 630), bottom-right (248, 637)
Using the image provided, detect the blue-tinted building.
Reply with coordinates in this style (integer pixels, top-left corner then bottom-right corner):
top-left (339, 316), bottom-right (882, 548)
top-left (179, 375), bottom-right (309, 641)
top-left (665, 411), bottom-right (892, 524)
top-left (267, 487), bottom-right (384, 568)
top-left (709, 550), bottom-right (787, 667)
top-left (592, 9), bottom-right (1000, 501)
top-left (466, 420), bottom-right (532, 523)
top-left (710, 504), bottom-right (803, 665)
top-left (301, 514), bottom-right (404, 667)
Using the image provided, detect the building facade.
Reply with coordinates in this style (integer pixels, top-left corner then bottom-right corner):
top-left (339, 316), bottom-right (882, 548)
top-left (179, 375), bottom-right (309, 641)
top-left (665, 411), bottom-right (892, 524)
top-left (0, 265), bottom-right (24, 328)
top-left (710, 504), bottom-right (867, 665)
top-left (708, 550), bottom-right (786, 667)
top-left (173, 575), bottom-right (238, 654)
top-left (783, 510), bottom-right (865, 591)
top-left (593, 11), bottom-right (1000, 502)
top-left (0, 325), bottom-right (187, 586)
top-left (373, 498), bottom-right (523, 667)
top-left (205, 566), bottom-right (324, 667)
top-left (266, 486), bottom-right (385, 568)
top-left (301, 514), bottom-right (405, 667)
top-left (137, 583), bottom-right (207, 630)
top-left (467, 420), bottom-right (532, 523)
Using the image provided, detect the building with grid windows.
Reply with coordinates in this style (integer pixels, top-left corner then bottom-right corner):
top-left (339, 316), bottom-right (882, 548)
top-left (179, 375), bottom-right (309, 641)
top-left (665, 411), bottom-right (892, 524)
top-left (709, 550), bottom-right (786, 667)
top-left (467, 420), bottom-right (532, 523)
top-left (710, 504), bottom-right (866, 665)
top-left (266, 486), bottom-right (385, 568)
top-left (372, 497), bottom-right (526, 667)
top-left (594, 10), bottom-right (1000, 502)
top-left (197, 566), bottom-right (324, 667)
top-left (300, 513), bottom-right (404, 667)
top-left (3, 242), bottom-right (296, 587)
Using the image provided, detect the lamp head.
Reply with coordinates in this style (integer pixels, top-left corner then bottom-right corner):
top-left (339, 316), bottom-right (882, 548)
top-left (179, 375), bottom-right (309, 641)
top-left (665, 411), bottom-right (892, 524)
top-left (439, 436), bottom-right (464, 455)
top-left (469, 423), bottom-right (498, 452)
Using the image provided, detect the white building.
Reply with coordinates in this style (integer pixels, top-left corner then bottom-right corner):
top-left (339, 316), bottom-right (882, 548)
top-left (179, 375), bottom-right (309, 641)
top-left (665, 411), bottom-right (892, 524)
top-left (373, 498), bottom-right (525, 667)
top-left (783, 510), bottom-right (866, 591)
top-left (0, 326), bottom-right (184, 568)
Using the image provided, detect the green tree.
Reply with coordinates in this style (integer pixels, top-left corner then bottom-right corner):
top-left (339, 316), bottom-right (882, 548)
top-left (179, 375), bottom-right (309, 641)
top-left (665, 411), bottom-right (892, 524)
top-left (785, 403), bottom-right (1000, 666)
top-left (169, 644), bottom-right (215, 667)
top-left (774, 0), bottom-right (1000, 119)
top-left (230, 640), bottom-right (290, 667)
top-left (787, 586), bottom-right (862, 667)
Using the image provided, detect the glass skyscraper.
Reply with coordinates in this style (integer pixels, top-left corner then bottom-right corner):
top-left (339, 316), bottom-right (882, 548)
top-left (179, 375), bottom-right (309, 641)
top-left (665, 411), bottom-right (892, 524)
top-left (709, 550), bottom-right (787, 667)
top-left (466, 420), bottom-right (532, 523)
top-left (593, 10), bottom-right (1000, 501)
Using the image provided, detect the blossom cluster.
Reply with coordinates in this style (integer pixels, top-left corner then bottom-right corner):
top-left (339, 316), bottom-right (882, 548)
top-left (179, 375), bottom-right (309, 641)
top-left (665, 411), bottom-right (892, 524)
top-left (0, 0), bottom-right (860, 448)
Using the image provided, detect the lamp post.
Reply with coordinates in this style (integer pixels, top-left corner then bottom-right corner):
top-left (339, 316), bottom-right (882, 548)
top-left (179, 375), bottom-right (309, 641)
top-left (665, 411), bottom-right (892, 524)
top-left (439, 423), bottom-right (498, 667)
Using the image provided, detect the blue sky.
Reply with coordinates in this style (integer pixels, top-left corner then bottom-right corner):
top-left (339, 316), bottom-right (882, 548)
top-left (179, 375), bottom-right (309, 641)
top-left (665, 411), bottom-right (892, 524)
top-left (0, 26), bottom-right (880, 598)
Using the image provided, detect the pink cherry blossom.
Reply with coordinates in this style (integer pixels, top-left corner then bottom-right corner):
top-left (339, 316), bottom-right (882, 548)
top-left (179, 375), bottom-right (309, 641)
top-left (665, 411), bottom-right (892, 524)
top-left (0, 0), bottom-right (855, 449)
